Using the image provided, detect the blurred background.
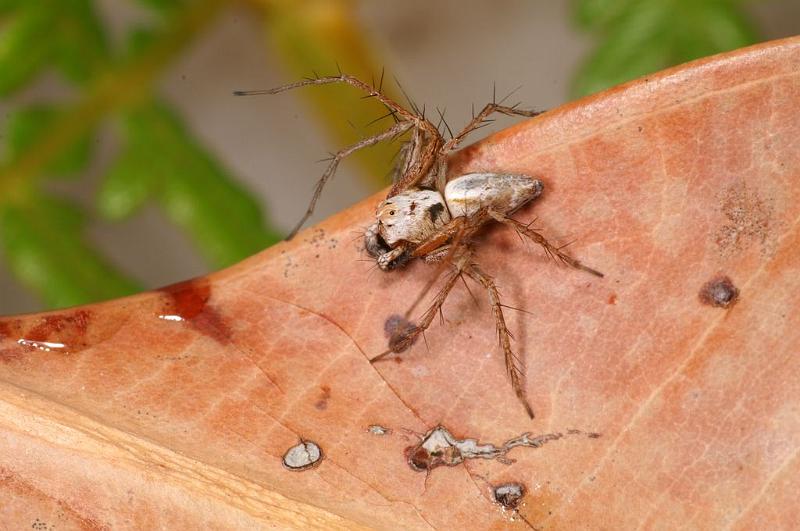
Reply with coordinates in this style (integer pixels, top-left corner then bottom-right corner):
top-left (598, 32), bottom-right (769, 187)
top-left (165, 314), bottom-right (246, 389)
top-left (1, 0), bottom-right (798, 315)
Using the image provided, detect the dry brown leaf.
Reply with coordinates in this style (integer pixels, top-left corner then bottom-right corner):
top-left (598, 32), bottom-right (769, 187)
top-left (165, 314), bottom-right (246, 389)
top-left (2, 37), bottom-right (799, 529)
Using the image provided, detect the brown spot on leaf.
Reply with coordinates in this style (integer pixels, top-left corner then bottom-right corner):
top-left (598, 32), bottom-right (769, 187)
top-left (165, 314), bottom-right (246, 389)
top-left (0, 310), bottom-right (96, 359)
top-left (158, 278), bottom-right (232, 344)
top-left (0, 320), bottom-right (13, 339)
top-left (494, 483), bottom-right (525, 510)
top-left (407, 445), bottom-right (434, 471)
top-left (384, 314), bottom-right (419, 353)
top-left (699, 275), bottom-right (739, 308)
top-left (0, 321), bottom-right (20, 361)
top-left (315, 385), bottom-right (331, 410)
top-left (159, 279), bottom-right (210, 320)
top-left (28, 310), bottom-right (91, 344)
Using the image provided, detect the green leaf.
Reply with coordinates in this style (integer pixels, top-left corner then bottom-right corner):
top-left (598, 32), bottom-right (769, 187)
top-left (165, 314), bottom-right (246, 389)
top-left (572, 2), bottom-right (672, 97)
top-left (96, 147), bottom-right (156, 220)
top-left (50, 0), bottom-right (109, 83)
top-left (571, 0), bottom-right (759, 97)
top-left (0, 1), bottom-right (108, 95)
top-left (0, 194), bottom-right (140, 309)
top-left (136, 0), bottom-right (185, 12)
top-left (98, 101), bottom-right (282, 267)
top-left (126, 26), bottom-right (157, 56)
top-left (673, 1), bottom-right (757, 61)
top-left (0, 0), bottom-right (21, 14)
top-left (1, 0), bottom-right (231, 312)
top-left (574, 0), bottom-right (639, 29)
top-left (0, 7), bottom-right (51, 95)
top-left (5, 105), bottom-right (92, 176)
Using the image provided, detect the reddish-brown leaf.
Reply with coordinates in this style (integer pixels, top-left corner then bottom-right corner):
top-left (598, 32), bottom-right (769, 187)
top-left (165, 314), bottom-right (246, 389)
top-left (2, 37), bottom-right (799, 529)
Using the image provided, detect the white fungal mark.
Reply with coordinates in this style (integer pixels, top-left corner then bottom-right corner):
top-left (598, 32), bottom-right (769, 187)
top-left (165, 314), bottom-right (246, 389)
top-left (367, 425), bottom-right (391, 436)
top-left (407, 425), bottom-right (599, 471)
top-left (282, 440), bottom-right (323, 471)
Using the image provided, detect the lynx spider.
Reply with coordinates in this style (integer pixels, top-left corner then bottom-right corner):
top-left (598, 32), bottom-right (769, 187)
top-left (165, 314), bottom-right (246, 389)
top-left (237, 73), bottom-right (602, 418)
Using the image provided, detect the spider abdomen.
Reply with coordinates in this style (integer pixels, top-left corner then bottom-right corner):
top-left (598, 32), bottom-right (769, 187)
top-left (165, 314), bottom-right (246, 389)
top-left (444, 173), bottom-right (543, 219)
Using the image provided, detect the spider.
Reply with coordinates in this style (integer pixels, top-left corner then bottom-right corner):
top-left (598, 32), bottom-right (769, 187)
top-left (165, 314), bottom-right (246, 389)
top-left (236, 74), bottom-right (602, 418)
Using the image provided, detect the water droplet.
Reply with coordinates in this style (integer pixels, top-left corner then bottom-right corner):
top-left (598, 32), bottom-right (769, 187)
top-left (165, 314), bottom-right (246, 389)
top-left (17, 339), bottom-right (66, 352)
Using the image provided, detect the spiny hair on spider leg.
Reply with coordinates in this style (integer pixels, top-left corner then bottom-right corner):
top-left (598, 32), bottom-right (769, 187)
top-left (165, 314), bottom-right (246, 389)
top-left (498, 303), bottom-right (535, 316)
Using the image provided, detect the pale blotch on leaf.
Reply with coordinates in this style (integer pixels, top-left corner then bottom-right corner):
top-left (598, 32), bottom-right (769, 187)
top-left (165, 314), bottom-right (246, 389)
top-left (282, 440), bottom-right (322, 471)
top-left (367, 424), bottom-right (391, 436)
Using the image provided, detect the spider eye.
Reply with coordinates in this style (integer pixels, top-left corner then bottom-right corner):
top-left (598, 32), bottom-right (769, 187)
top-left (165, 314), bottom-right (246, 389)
top-left (389, 210), bottom-right (395, 216)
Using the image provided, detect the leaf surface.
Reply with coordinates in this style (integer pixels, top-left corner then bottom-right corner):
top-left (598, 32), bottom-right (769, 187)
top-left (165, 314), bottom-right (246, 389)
top-left (1, 37), bottom-right (799, 529)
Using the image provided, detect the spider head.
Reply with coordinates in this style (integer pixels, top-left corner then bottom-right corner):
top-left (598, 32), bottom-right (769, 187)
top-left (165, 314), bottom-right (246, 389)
top-left (375, 189), bottom-right (451, 247)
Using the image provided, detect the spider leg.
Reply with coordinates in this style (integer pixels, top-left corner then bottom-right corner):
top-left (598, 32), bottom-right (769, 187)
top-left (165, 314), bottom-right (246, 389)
top-left (488, 209), bottom-right (604, 278)
top-left (370, 261), bottom-right (464, 362)
top-left (465, 262), bottom-right (535, 419)
top-left (236, 74), bottom-right (418, 123)
top-left (420, 99), bottom-right (545, 197)
top-left (411, 216), bottom-right (469, 259)
top-left (371, 231), bottom-right (473, 361)
top-left (398, 211), bottom-right (488, 321)
top-left (410, 209), bottom-right (494, 260)
top-left (404, 221), bottom-right (473, 317)
top-left (390, 141), bottom-right (414, 185)
top-left (286, 120), bottom-right (413, 239)
top-left (238, 73), bottom-right (444, 216)
top-left (388, 131), bottom-right (444, 196)
top-left (444, 102), bottom-right (544, 154)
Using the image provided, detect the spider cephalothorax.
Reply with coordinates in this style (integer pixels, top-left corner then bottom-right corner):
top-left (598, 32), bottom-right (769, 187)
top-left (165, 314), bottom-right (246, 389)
top-left (365, 173), bottom-right (544, 272)
top-left (237, 74), bottom-right (602, 418)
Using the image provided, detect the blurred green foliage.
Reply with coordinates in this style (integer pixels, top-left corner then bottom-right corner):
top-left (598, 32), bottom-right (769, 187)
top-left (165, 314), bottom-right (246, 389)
top-left (0, 0), bottom-right (275, 308)
top-left (6, 105), bottom-right (92, 176)
top-left (2, 195), bottom-right (140, 308)
top-left (0, 0), bottom-right (766, 312)
top-left (572, 0), bottom-right (759, 96)
top-left (98, 101), bottom-right (280, 266)
top-left (0, 0), bottom-right (402, 312)
top-left (0, 0), bottom-right (107, 93)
